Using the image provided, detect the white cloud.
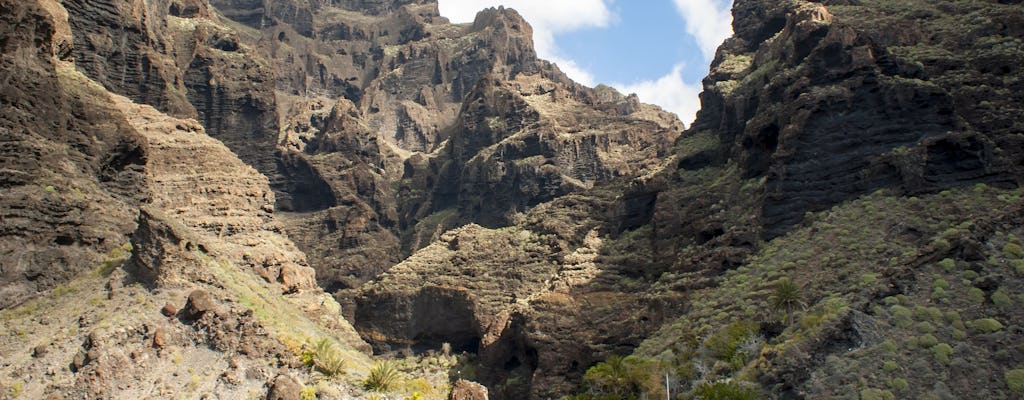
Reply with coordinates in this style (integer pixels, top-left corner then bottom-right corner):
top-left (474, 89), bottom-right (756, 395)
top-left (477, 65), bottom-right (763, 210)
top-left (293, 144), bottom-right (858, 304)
top-left (438, 0), bottom-right (611, 84)
top-left (672, 0), bottom-right (734, 59)
top-left (438, 1), bottom-right (735, 127)
top-left (612, 65), bottom-right (702, 126)
top-left (438, 0), bottom-right (612, 32)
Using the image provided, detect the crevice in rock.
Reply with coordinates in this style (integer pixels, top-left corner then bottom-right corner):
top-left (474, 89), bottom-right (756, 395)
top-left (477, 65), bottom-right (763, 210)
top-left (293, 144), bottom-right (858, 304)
top-left (273, 152), bottom-right (337, 212)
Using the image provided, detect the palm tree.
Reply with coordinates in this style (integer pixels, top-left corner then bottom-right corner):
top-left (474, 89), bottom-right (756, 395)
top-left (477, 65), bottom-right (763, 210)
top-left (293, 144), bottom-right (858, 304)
top-left (770, 277), bottom-right (806, 324)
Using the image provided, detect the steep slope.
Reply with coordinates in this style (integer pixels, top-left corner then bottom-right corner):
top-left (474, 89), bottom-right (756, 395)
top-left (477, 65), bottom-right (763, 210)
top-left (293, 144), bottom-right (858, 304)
top-left (0, 1), bottom-right (370, 397)
top-left (54, 0), bottom-right (683, 295)
top-left (213, 0), bottom-right (683, 292)
top-left (356, 0), bottom-right (1024, 399)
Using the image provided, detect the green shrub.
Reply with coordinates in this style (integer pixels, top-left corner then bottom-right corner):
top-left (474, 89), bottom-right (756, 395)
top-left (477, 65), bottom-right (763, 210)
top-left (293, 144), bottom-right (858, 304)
top-left (932, 343), bottom-right (954, 364)
top-left (1011, 259), bottom-right (1024, 275)
top-left (882, 361), bottom-right (899, 372)
top-left (992, 290), bottom-right (1012, 307)
top-left (365, 361), bottom-right (402, 392)
top-left (889, 377), bottom-right (909, 392)
top-left (889, 305), bottom-right (912, 328)
top-left (309, 338), bottom-right (347, 378)
top-left (970, 318), bottom-right (1004, 334)
top-left (300, 386), bottom-right (317, 400)
top-left (917, 334), bottom-right (938, 348)
top-left (704, 321), bottom-right (760, 368)
top-left (1003, 243), bottom-right (1024, 259)
top-left (917, 322), bottom-right (936, 334)
top-left (859, 388), bottom-right (895, 400)
top-left (914, 306), bottom-right (943, 322)
top-left (967, 287), bottom-right (986, 304)
top-left (962, 270), bottom-right (980, 281)
top-left (938, 258), bottom-right (956, 271)
top-left (1006, 369), bottom-right (1024, 394)
top-left (583, 355), bottom-right (662, 398)
top-left (693, 381), bottom-right (760, 400)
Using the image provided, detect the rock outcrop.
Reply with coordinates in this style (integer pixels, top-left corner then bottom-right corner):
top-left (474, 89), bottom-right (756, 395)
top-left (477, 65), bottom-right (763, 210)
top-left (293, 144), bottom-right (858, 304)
top-left (0, 0), bottom-right (146, 308)
top-left (684, 0), bottom-right (1024, 238)
top-left (352, 0), bottom-right (1024, 399)
top-left (230, 1), bottom-right (683, 292)
top-left (0, 2), bottom-right (369, 397)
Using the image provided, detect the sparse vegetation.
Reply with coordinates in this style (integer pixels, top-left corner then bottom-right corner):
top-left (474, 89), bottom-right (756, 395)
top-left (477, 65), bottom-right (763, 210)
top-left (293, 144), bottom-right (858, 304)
top-left (1006, 369), bottom-right (1024, 394)
top-left (692, 380), bottom-right (760, 400)
top-left (300, 386), bottom-right (317, 400)
top-left (969, 318), bottom-right (1004, 334)
top-left (365, 361), bottom-right (402, 392)
top-left (769, 277), bottom-right (805, 323)
top-left (305, 338), bottom-right (347, 378)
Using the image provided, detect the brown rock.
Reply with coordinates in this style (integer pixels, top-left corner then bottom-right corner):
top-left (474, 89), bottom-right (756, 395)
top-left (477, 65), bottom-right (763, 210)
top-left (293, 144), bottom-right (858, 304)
top-left (153, 328), bottom-right (168, 349)
top-left (266, 374), bottom-right (304, 400)
top-left (161, 303), bottom-right (178, 317)
top-left (71, 349), bottom-right (88, 372)
top-left (450, 379), bottom-right (488, 400)
top-left (279, 264), bottom-right (316, 293)
top-left (32, 344), bottom-right (48, 358)
top-left (183, 289), bottom-right (215, 320)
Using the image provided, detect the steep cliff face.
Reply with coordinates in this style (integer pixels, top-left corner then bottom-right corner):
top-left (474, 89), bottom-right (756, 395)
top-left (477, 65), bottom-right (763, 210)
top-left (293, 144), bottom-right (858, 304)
top-left (355, 0), bottom-right (1024, 399)
top-left (355, 190), bottom-right (683, 399)
top-left (0, 2), bottom-right (371, 397)
top-left (0, 0), bottom-right (146, 308)
top-left (686, 0), bottom-right (1023, 238)
top-left (225, 0), bottom-right (682, 292)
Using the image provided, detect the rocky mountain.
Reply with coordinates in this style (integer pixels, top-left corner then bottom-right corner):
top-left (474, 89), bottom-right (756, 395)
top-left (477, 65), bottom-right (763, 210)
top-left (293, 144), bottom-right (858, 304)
top-left (1, 0), bottom-right (1023, 398)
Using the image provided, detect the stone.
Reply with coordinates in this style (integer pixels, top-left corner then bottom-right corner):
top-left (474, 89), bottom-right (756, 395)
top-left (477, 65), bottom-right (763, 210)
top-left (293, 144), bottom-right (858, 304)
top-left (265, 374), bottom-right (303, 400)
top-left (32, 345), bottom-right (48, 358)
top-left (183, 290), bottom-right (216, 321)
top-left (152, 328), bottom-right (168, 349)
top-left (278, 264), bottom-right (316, 293)
top-left (71, 349), bottom-right (88, 372)
top-left (161, 303), bottom-right (178, 317)
top-left (450, 379), bottom-right (489, 400)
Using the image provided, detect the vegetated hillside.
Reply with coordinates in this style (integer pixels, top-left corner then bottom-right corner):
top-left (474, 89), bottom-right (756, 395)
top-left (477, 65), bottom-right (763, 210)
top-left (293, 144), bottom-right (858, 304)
top-left (359, 0), bottom-right (1024, 399)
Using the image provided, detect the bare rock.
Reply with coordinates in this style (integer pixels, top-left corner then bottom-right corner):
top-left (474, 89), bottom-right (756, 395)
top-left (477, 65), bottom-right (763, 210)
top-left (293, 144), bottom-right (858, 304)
top-left (266, 374), bottom-right (304, 400)
top-left (183, 290), bottom-right (216, 321)
top-left (32, 344), bottom-right (48, 358)
top-left (279, 264), bottom-right (316, 293)
top-left (152, 328), bottom-right (168, 349)
top-left (450, 380), bottom-right (489, 400)
top-left (161, 303), bottom-right (178, 317)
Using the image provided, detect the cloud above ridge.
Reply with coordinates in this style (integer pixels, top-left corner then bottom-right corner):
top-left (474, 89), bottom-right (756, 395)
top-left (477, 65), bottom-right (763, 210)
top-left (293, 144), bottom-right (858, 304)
top-left (612, 64), bottom-right (702, 126)
top-left (437, 0), bottom-right (736, 126)
top-left (672, 0), bottom-right (734, 59)
top-left (438, 0), bottom-right (613, 85)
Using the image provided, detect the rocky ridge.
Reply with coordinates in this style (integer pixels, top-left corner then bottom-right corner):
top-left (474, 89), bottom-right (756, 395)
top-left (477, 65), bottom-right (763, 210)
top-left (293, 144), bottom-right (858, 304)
top-left (4, 0), bottom-right (1023, 398)
top-left (355, 0), bottom-right (1024, 398)
top-left (1, 1), bottom-right (370, 397)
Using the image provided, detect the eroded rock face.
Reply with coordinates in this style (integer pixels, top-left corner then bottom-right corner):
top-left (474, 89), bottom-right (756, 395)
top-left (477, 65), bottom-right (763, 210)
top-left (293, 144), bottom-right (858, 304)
top-left (0, 3), bottom-right (370, 398)
top-left (355, 194), bottom-right (683, 399)
top-left (244, 1), bottom-right (681, 292)
top-left (0, 0), bottom-right (146, 308)
top-left (687, 0), bottom-right (1024, 238)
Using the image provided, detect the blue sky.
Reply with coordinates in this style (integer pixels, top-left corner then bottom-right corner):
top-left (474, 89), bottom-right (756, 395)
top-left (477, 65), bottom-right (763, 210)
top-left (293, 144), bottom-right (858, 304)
top-left (437, 0), bottom-right (734, 126)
